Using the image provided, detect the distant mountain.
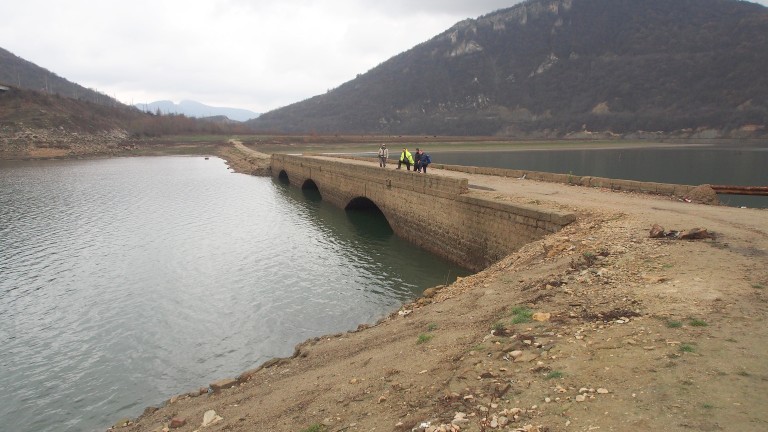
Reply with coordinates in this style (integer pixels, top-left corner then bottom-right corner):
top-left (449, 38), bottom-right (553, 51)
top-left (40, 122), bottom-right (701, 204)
top-left (248, 0), bottom-right (768, 138)
top-left (136, 100), bottom-right (259, 122)
top-left (0, 46), bottom-right (123, 108)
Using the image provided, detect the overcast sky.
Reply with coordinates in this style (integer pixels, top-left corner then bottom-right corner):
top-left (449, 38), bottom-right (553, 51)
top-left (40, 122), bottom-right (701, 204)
top-left (3, 0), bottom-right (767, 114)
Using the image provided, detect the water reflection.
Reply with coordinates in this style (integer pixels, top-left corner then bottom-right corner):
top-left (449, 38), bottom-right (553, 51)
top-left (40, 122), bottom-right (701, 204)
top-left (0, 157), bottom-right (469, 432)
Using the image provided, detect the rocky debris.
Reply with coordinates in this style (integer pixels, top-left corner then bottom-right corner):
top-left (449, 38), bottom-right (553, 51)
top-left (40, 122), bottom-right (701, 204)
top-left (0, 126), bottom-right (131, 157)
top-left (168, 417), bottom-right (186, 428)
top-left (104, 203), bottom-right (768, 432)
top-left (678, 227), bottom-right (713, 240)
top-left (684, 184), bottom-right (719, 205)
top-left (201, 410), bottom-right (223, 427)
top-left (649, 224), bottom-right (665, 238)
top-left (111, 418), bottom-right (132, 429)
top-left (210, 378), bottom-right (238, 392)
top-left (649, 224), bottom-right (714, 240)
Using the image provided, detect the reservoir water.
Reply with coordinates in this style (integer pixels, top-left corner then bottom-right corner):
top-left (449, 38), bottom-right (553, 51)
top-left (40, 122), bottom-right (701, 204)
top-left (0, 157), bottom-right (469, 432)
top-left (427, 142), bottom-right (768, 208)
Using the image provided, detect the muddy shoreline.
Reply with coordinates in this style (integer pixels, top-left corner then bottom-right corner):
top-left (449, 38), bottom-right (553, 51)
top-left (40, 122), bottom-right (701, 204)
top-left (3, 139), bottom-right (765, 431)
top-left (109, 147), bottom-right (767, 432)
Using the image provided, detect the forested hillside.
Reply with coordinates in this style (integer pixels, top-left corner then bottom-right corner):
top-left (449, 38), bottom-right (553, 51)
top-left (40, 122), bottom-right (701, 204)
top-left (249, 0), bottom-right (768, 138)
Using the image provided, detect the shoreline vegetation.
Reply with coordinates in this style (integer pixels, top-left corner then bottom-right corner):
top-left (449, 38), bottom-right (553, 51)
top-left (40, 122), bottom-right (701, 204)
top-left (2, 136), bottom-right (767, 431)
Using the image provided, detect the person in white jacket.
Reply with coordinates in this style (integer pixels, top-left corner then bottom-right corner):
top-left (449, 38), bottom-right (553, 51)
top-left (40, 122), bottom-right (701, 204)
top-left (377, 144), bottom-right (389, 168)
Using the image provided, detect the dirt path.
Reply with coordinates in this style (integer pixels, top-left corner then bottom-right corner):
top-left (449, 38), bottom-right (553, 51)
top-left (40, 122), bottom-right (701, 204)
top-left (215, 140), bottom-right (271, 175)
top-left (117, 155), bottom-right (767, 432)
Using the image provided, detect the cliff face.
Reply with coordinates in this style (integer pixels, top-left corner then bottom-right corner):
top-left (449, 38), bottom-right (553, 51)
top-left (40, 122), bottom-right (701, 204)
top-left (249, 0), bottom-right (768, 137)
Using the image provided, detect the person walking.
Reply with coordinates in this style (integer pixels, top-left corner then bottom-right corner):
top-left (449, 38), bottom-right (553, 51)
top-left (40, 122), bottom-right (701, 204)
top-left (420, 151), bottom-right (432, 173)
top-left (413, 147), bottom-right (422, 172)
top-left (377, 143), bottom-right (389, 167)
top-left (397, 147), bottom-right (414, 170)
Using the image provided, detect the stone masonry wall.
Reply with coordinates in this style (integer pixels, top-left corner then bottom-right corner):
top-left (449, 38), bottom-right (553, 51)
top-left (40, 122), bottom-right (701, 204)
top-left (336, 155), bottom-right (697, 198)
top-left (272, 154), bottom-right (575, 272)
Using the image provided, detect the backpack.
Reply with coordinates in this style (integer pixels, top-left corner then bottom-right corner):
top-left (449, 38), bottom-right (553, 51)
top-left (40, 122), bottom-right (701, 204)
top-left (422, 154), bottom-right (431, 165)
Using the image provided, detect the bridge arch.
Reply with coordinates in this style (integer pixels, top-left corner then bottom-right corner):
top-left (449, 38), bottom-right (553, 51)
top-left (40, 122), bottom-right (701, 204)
top-left (301, 179), bottom-right (322, 201)
top-left (277, 170), bottom-right (289, 184)
top-left (346, 196), bottom-right (380, 211)
top-left (302, 179), bottom-right (319, 190)
top-left (345, 196), bottom-right (393, 232)
top-left (271, 154), bottom-right (575, 271)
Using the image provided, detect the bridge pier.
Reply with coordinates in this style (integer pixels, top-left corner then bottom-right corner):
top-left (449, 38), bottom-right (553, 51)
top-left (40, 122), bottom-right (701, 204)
top-left (272, 155), bottom-right (575, 272)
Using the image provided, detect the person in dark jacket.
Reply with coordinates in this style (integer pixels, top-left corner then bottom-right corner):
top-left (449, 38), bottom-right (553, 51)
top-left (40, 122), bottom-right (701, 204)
top-left (420, 151), bottom-right (432, 173)
top-left (413, 147), bottom-right (422, 172)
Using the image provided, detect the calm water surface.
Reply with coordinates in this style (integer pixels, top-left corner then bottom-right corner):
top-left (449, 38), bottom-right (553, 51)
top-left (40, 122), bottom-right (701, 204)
top-left (0, 157), bottom-right (469, 432)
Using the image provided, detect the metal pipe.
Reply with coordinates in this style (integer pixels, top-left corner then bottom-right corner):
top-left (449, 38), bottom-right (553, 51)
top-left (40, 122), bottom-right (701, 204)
top-left (711, 185), bottom-right (768, 196)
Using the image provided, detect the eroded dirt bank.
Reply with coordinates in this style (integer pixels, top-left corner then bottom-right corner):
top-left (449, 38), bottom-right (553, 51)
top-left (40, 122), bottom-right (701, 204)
top-left (216, 140), bottom-right (271, 176)
top-left (114, 156), bottom-right (767, 432)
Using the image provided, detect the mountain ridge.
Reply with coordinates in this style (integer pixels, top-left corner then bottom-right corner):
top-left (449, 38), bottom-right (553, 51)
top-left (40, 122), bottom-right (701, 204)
top-left (135, 100), bottom-right (259, 122)
top-left (248, 0), bottom-right (768, 138)
top-left (0, 46), bottom-right (124, 108)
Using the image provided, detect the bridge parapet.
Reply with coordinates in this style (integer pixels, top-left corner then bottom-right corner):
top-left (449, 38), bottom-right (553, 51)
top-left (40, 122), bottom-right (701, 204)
top-left (272, 154), bottom-right (575, 271)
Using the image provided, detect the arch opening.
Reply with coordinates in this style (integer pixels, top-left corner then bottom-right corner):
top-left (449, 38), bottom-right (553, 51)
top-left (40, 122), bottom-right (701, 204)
top-left (345, 197), bottom-right (392, 235)
top-left (277, 170), bottom-right (289, 184)
top-left (346, 196), bottom-right (381, 212)
top-left (301, 179), bottom-right (322, 201)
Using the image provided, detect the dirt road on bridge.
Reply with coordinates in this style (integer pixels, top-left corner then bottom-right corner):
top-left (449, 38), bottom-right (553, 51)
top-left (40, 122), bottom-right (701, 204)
top-left (121, 153), bottom-right (767, 432)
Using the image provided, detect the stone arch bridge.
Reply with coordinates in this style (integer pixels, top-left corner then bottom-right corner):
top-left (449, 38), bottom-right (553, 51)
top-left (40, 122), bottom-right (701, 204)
top-left (271, 154), bottom-right (575, 272)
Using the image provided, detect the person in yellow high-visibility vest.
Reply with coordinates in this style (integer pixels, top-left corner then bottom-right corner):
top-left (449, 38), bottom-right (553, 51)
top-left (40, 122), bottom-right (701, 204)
top-left (397, 147), bottom-right (414, 171)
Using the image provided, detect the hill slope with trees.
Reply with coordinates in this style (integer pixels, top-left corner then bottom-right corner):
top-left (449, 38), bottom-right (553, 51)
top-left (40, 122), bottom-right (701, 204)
top-left (0, 47), bottom-right (123, 107)
top-left (248, 0), bottom-right (768, 138)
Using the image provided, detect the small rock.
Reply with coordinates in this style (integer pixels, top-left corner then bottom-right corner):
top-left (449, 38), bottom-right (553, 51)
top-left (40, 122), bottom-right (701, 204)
top-left (202, 410), bottom-right (223, 427)
top-left (597, 388), bottom-right (609, 394)
top-left (514, 351), bottom-right (539, 363)
top-left (378, 395), bottom-right (387, 403)
top-left (649, 224), bottom-right (665, 238)
top-left (642, 275), bottom-right (669, 284)
top-left (169, 417), bottom-right (186, 429)
top-left (575, 394), bottom-right (587, 402)
top-left (112, 418), bottom-right (132, 429)
top-left (423, 287), bottom-right (437, 298)
top-left (349, 378), bottom-right (359, 384)
top-left (678, 228), bottom-right (712, 240)
top-left (210, 378), bottom-right (238, 392)
top-left (532, 312), bottom-right (551, 322)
